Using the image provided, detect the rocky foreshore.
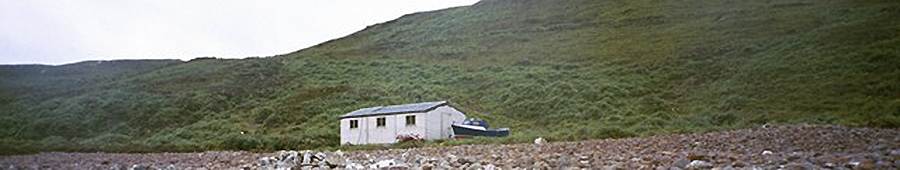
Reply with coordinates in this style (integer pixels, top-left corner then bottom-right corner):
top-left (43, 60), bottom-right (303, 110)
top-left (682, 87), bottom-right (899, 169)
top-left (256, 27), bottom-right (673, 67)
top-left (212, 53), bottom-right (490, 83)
top-left (2, 125), bottom-right (899, 170)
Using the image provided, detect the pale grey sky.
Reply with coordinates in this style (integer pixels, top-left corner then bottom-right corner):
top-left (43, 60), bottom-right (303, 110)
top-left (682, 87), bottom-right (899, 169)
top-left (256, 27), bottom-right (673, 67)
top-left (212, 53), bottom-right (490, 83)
top-left (0, 0), bottom-right (479, 65)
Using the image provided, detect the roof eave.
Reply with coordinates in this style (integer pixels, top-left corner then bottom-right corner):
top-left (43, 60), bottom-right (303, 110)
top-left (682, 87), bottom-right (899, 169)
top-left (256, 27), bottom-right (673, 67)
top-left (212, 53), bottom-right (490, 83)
top-left (338, 102), bottom-right (447, 119)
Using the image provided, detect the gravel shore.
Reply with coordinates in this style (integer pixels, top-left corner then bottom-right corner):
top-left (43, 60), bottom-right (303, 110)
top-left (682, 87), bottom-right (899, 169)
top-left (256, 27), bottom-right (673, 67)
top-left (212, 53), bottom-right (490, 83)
top-left (2, 125), bottom-right (899, 170)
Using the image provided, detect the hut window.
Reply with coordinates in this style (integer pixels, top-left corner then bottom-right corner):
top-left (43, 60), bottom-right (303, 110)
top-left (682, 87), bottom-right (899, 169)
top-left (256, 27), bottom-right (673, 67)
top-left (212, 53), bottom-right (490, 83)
top-left (376, 117), bottom-right (386, 127)
top-left (349, 120), bottom-right (359, 129)
top-left (405, 115), bottom-right (416, 126)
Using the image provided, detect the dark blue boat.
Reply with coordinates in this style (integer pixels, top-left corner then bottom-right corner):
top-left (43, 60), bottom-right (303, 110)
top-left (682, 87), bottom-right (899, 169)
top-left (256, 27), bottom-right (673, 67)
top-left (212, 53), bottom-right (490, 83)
top-left (451, 118), bottom-right (510, 137)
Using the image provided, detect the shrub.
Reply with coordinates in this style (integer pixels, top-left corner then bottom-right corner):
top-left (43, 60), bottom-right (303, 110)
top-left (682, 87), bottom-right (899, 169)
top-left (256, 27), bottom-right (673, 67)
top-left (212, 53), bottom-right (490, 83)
top-left (590, 126), bottom-right (637, 139)
top-left (217, 134), bottom-right (267, 151)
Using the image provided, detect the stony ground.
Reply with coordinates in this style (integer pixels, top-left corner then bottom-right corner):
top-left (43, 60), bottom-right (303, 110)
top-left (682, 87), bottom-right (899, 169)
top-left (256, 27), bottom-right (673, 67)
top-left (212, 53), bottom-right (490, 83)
top-left (2, 125), bottom-right (899, 170)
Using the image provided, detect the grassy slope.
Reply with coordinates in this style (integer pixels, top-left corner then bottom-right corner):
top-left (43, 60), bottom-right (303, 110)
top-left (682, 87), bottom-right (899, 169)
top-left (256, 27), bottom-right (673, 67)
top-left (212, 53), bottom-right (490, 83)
top-left (0, 0), bottom-right (898, 154)
top-left (285, 0), bottom-right (900, 127)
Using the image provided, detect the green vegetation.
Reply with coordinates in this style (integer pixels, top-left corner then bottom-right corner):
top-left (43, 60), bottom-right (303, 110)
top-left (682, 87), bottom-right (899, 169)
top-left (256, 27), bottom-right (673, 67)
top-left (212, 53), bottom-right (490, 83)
top-left (1, 0), bottom-right (899, 155)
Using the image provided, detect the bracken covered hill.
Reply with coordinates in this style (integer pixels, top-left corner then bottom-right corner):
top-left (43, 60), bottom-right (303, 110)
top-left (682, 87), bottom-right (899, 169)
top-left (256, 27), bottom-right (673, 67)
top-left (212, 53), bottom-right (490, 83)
top-left (0, 0), bottom-right (898, 154)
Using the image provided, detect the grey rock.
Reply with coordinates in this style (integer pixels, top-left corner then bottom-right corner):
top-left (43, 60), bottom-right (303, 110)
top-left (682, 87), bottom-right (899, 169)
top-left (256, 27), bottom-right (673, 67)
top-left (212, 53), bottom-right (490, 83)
top-left (315, 152), bottom-right (328, 162)
top-left (129, 165), bottom-right (154, 170)
top-left (279, 151), bottom-right (299, 165)
top-left (672, 159), bottom-right (691, 169)
top-left (259, 157), bottom-right (274, 166)
top-left (303, 151), bottom-right (314, 165)
top-left (465, 163), bottom-right (482, 170)
top-left (372, 160), bottom-right (398, 169)
top-left (161, 164), bottom-right (177, 170)
top-left (786, 152), bottom-right (803, 161)
top-left (317, 160), bottom-right (330, 169)
top-left (325, 152), bottom-right (347, 167)
top-left (824, 162), bottom-right (836, 168)
top-left (383, 165), bottom-right (410, 170)
top-left (781, 162), bottom-right (818, 170)
top-left (686, 160), bottom-right (712, 169)
top-left (344, 163), bottom-right (365, 170)
top-left (457, 156), bottom-right (474, 165)
top-left (484, 164), bottom-right (496, 170)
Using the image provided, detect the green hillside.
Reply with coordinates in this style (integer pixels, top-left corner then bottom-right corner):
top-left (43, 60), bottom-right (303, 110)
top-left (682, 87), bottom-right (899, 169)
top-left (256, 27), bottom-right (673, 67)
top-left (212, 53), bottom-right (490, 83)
top-left (1, 0), bottom-right (899, 154)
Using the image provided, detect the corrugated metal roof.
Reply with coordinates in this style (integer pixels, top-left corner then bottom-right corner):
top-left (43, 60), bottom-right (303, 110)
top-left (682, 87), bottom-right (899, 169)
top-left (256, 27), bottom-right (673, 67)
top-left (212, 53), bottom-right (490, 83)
top-left (339, 101), bottom-right (448, 119)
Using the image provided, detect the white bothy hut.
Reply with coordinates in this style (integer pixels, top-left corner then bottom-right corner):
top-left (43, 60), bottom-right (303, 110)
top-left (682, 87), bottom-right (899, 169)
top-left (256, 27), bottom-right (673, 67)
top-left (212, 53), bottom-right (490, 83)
top-left (339, 101), bottom-right (466, 145)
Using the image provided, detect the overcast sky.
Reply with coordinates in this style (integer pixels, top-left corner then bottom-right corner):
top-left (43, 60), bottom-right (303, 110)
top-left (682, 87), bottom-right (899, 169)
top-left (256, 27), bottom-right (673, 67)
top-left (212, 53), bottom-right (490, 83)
top-left (0, 0), bottom-right (479, 65)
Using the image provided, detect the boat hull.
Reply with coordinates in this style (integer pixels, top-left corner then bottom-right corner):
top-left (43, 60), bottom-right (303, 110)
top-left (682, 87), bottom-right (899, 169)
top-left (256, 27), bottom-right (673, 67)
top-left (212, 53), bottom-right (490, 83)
top-left (451, 124), bottom-right (510, 137)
